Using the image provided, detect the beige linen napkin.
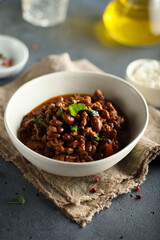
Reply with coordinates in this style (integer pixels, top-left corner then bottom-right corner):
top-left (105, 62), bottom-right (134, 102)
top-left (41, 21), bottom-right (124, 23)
top-left (0, 53), bottom-right (160, 227)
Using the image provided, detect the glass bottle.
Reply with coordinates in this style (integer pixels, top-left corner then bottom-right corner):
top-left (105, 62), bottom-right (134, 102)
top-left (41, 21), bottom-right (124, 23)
top-left (103, 0), bottom-right (160, 46)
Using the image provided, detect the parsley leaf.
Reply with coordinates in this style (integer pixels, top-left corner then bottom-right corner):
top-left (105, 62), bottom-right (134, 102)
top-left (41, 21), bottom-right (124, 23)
top-left (59, 107), bottom-right (63, 116)
top-left (88, 109), bottom-right (99, 116)
top-left (70, 125), bottom-right (78, 132)
top-left (72, 100), bottom-right (80, 104)
top-left (95, 136), bottom-right (103, 141)
top-left (8, 196), bottom-right (26, 205)
top-left (68, 103), bottom-right (85, 117)
top-left (33, 116), bottom-right (44, 124)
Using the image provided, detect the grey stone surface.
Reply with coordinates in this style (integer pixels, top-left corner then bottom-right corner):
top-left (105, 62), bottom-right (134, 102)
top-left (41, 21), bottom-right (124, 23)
top-left (0, 0), bottom-right (160, 239)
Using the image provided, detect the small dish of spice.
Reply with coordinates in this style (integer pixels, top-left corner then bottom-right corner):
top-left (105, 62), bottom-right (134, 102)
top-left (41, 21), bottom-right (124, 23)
top-left (126, 59), bottom-right (160, 108)
top-left (0, 35), bottom-right (29, 79)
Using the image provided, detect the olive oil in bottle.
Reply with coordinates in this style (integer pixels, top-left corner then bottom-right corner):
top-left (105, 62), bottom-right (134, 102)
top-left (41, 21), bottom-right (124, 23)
top-left (103, 0), bottom-right (160, 46)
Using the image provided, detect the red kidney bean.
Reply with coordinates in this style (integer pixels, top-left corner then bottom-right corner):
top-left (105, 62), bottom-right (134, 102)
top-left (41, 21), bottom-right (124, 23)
top-left (50, 119), bottom-right (63, 126)
top-left (104, 143), bottom-right (114, 157)
top-left (50, 126), bottom-right (57, 132)
top-left (79, 126), bottom-right (85, 132)
top-left (52, 115), bottom-right (57, 120)
top-left (91, 116), bottom-right (102, 132)
top-left (76, 134), bottom-right (85, 141)
top-left (110, 110), bottom-right (117, 119)
top-left (80, 99), bottom-right (91, 106)
top-left (98, 143), bottom-right (104, 152)
top-left (106, 101), bottom-right (115, 110)
top-left (68, 140), bottom-right (80, 148)
top-left (111, 129), bottom-right (117, 140)
top-left (45, 109), bottom-right (52, 120)
top-left (92, 140), bottom-right (99, 147)
top-left (71, 131), bottom-right (78, 136)
top-left (94, 152), bottom-right (103, 160)
top-left (66, 155), bottom-right (76, 162)
top-left (74, 114), bottom-right (81, 120)
top-left (91, 102), bottom-right (103, 111)
top-left (112, 120), bottom-right (120, 129)
top-left (93, 89), bottom-right (104, 102)
top-left (62, 133), bottom-right (72, 141)
top-left (102, 137), bottom-right (112, 144)
top-left (109, 122), bottom-right (114, 129)
top-left (65, 148), bottom-right (74, 155)
top-left (57, 126), bottom-right (64, 133)
top-left (92, 145), bottom-right (97, 154)
top-left (24, 119), bottom-right (34, 128)
top-left (86, 141), bottom-right (92, 152)
top-left (85, 96), bottom-right (92, 105)
top-left (63, 112), bottom-right (74, 125)
top-left (47, 133), bottom-right (61, 140)
top-left (56, 154), bottom-right (65, 161)
top-left (100, 109), bottom-right (110, 119)
top-left (48, 103), bottom-right (56, 109)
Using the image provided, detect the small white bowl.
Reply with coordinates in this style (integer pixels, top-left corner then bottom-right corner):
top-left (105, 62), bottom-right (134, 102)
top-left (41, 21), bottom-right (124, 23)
top-left (0, 35), bottom-right (29, 78)
top-left (126, 59), bottom-right (160, 108)
top-left (4, 71), bottom-right (148, 177)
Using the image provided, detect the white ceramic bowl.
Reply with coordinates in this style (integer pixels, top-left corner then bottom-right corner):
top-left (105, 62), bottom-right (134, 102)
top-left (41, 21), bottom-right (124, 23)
top-left (4, 71), bottom-right (148, 177)
top-left (0, 35), bottom-right (29, 78)
top-left (126, 59), bottom-right (160, 108)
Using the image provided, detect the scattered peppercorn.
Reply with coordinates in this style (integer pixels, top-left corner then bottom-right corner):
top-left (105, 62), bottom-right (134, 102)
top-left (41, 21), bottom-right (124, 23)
top-left (136, 194), bottom-right (142, 199)
top-left (94, 177), bottom-right (99, 183)
top-left (135, 186), bottom-right (140, 191)
top-left (32, 43), bottom-right (39, 50)
top-left (91, 187), bottom-right (96, 193)
top-left (150, 211), bottom-right (155, 215)
top-left (120, 236), bottom-right (124, 239)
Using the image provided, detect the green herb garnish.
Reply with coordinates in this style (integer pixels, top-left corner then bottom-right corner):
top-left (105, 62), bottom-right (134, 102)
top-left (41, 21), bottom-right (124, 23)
top-left (72, 100), bottom-right (80, 104)
top-left (59, 107), bottom-right (63, 116)
top-left (68, 103), bottom-right (85, 117)
top-left (95, 136), bottom-right (103, 141)
top-left (0, 53), bottom-right (3, 58)
top-left (8, 196), bottom-right (26, 205)
top-left (70, 125), bottom-right (78, 132)
top-left (88, 109), bottom-right (99, 116)
top-left (33, 116), bottom-right (44, 124)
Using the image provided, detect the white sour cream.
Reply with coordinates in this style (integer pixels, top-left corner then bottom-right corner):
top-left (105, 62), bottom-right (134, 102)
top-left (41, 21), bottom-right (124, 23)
top-left (132, 60), bottom-right (160, 89)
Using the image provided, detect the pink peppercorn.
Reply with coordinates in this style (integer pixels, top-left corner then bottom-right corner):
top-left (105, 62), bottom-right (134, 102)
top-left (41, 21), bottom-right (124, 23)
top-left (94, 177), bottom-right (99, 183)
top-left (136, 194), bottom-right (142, 199)
top-left (32, 43), bottom-right (39, 50)
top-left (135, 186), bottom-right (140, 191)
top-left (91, 188), bottom-right (96, 193)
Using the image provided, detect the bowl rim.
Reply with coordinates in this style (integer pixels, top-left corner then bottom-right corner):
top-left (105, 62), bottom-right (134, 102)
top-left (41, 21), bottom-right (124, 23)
top-left (126, 58), bottom-right (160, 91)
top-left (0, 35), bottom-right (29, 74)
top-left (4, 71), bottom-right (149, 167)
